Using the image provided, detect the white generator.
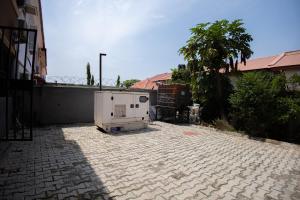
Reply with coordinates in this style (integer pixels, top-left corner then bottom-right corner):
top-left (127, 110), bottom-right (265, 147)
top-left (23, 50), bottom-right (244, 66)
top-left (94, 91), bottom-right (150, 132)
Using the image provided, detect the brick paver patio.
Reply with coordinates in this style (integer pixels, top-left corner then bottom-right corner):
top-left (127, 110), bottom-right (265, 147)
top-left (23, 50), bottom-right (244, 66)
top-left (0, 122), bottom-right (299, 200)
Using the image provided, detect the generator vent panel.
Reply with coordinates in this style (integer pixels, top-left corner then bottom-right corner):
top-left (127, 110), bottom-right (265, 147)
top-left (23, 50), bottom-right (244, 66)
top-left (114, 104), bottom-right (126, 118)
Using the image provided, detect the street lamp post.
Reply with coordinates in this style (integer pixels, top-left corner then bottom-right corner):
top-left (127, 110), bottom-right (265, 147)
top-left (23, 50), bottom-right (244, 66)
top-left (99, 53), bottom-right (106, 91)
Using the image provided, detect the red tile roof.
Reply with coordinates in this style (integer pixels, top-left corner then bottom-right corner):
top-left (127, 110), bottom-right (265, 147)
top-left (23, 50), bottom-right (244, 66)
top-left (131, 72), bottom-right (172, 90)
top-left (237, 56), bottom-right (277, 71)
top-left (270, 51), bottom-right (300, 68)
top-left (132, 50), bottom-right (300, 90)
top-left (237, 50), bottom-right (300, 71)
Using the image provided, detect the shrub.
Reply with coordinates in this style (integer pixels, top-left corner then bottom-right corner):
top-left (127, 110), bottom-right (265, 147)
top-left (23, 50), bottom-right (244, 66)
top-left (229, 71), bottom-right (300, 142)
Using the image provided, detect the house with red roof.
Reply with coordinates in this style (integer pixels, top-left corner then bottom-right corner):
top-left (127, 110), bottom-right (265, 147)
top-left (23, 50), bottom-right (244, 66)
top-left (236, 50), bottom-right (300, 73)
top-left (131, 72), bottom-right (172, 90)
top-left (131, 50), bottom-right (300, 90)
top-left (229, 50), bottom-right (300, 88)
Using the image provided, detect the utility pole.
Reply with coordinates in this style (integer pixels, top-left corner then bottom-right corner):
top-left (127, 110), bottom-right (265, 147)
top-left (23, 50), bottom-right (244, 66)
top-left (99, 53), bottom-right (106, 91)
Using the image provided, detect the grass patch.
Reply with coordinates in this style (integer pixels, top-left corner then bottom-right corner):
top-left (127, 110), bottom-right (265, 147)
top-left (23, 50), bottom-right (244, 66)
top-left (213, 119), bottom-right (236, 132)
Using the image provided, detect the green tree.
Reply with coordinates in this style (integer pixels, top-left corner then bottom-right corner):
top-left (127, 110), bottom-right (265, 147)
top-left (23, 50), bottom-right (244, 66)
top-left (116, 75), bottom-right (121, 87)
top-left (91, 75), bottom-right (95, 86)
top-left (229, 71), bottom-right (300, 139)
top-left (179, 19), bottom-right (253, 119)
top-left (171, 64), bottom-right (191, 84)
top-left (122, 79), bottom-right (140, 88)
top-left (86, 62), bottom-right (91, 85)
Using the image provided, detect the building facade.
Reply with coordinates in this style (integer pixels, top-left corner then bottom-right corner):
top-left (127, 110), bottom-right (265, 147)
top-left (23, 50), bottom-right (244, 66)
top-left (132, 50), bottom-right (300, 91)
top-left (0, 0), bottom-right (47, 140)
top-left (0, 0), bottom-right (47, 81)
top-left (228, 50), bottom-right (300, 90)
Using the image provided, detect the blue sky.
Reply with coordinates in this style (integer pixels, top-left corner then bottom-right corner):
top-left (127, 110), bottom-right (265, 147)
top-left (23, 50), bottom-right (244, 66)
top-left (43, 0), bottom-right (300, 83)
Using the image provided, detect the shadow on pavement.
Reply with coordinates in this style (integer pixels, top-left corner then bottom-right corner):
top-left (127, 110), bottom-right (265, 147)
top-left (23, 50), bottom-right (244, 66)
top-left (0, 126), bottom-right (114, 199)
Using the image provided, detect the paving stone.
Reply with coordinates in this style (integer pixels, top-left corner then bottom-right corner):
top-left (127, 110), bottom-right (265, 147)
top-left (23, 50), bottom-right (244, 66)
top-left (199, 185), bottom-right (217, 196)
top-left (266, 189), bottom-right (282, 200)
top-left (0, 122), bottom-right (299, 199)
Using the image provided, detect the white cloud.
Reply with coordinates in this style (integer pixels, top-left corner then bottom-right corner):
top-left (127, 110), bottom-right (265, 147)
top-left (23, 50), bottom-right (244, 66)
top-left (44, 0), bottom-right (196, 79)
top-left (69, 0), bottom-right (168, 48)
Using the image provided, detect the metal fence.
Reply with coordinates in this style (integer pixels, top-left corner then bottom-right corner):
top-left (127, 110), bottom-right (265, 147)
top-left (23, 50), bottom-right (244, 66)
top-left (0, 26), bottom-right (37, 141)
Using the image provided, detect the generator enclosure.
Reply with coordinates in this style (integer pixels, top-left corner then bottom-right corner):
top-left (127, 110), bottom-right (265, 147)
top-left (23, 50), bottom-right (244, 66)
top-left (94, 91), bottom-right (149, 132)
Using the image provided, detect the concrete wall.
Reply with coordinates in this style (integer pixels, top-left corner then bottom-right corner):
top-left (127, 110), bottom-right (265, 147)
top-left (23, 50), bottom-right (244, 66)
top-left (31, 85), bottom-right (157, 125)
top-left (32, 85), bottom-right (98, 125)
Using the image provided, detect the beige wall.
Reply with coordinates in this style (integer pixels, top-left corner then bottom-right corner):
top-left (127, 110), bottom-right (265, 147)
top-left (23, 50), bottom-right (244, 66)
top-left (284, 67), bottom-right (300, 91)
top-left (284, 67), bottom-right (300, 79)
top-left (228, 75), bottom-right (239, 88)
top-left (229, 67), bottom-right (300, 91)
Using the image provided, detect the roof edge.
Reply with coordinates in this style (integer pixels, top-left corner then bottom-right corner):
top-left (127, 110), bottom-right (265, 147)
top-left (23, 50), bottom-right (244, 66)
top-left (268, 53), bottom-right (285, 66)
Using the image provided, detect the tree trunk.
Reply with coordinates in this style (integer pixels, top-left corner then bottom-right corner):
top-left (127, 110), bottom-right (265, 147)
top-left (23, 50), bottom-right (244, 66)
top-left (216, 73), bottom-right (226, 120)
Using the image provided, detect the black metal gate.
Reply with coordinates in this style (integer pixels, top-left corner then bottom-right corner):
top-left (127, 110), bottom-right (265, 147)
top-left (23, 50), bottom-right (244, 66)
top-left (0, 26), bottom-right (37, 141)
